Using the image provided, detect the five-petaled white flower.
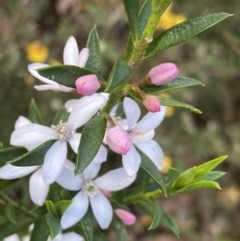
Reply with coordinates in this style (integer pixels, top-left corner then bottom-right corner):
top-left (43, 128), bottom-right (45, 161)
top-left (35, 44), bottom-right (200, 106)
top-left (10, 94), bottom-right (107, 185)
top-left (28, 36), bottom-right (90, 92)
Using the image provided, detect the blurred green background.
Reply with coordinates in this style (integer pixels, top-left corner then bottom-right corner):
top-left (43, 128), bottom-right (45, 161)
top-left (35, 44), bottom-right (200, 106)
top-left (0, 0), bottom-right (240, 240)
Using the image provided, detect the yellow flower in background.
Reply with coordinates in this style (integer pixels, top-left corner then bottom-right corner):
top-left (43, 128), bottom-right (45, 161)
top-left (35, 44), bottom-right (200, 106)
top-left (157, 4), bottom-right (186, 30)
top-left (161, 156), bottom-right (173, 174)
top-left (26, 41), bottom-right (49, 62)
top-left (161, 92), bottom-right (175, 117)
top-left (48, 59), bottom-right (62, 66)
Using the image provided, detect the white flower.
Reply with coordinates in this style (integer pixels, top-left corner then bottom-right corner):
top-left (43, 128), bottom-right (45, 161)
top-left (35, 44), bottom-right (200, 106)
top-left (10, 94), bottom-right (106, 185)
top-left (28, 36), bottom-right (90, 92)
top-left (59, 162), bottom-right (136, 230)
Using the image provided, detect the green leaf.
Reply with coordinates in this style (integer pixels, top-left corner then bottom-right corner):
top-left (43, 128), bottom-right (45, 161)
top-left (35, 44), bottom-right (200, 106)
top-left (139, 149), bottom-right (166, 195)
top-left (30, 217), bottom-right (49, 241)
top-left (148, 199), bottom-right (164, 230)
top-left (159, 96), bottom-right (201, 114)
top-left (0, 142), bottom-right (3, 149)
top-left (141, 76), bottom-right (204, 94)
top-left (0, 147), bottom-right (27, 167)
top-left (5, 203), bottom-right (16, 223)
top-left (122, 0), bottom-right (139, 42)
top-left (52, 107), bottom-right (69, 125)
top-left (168, 168), bottom-right (180, 184)
top-left (139, 168), bottom-right (150, 192)
top-left (37, 65), bottom-right (103, 88)
top-left (93, 231), bottom-right (110, 241)
top-left (161, 213), bottom-right (180, 237)
top-left (85, 26), bottom-right (102, 75)
top-left (124, 35), bottom-right (134, 62)
top-left (111, 215), bottom-right (127, 241)
top-left (45, 200), bottom-right (58, 217)
top-left (28, 99), bottom-right (43, 124)
top-left (145, 13), bottom-right (232, 58)
top-left (45, 213), bottom-right (61, 239)
top-left (199, 171), bottom-right (225, 181)
top-left (55, 200), bottom-right (72, 216)
top-left (105, 60), bottom-right (132, 91)
top-left (80, 209), bottom-right (93, 241)
top-left (9, 140), bottom-right (55, 166)
top-left (0, 180), bottom-right (17, 190)
top-left (76, 116), bottom-right (106, 174)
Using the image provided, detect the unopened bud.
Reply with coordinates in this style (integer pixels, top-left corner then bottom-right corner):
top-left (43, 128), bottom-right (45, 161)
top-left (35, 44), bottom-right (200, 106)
top-left (100, 189), bottom-right (112, 197)
top-left (148, 63), bottom-right (179, 86)
top-left (106, 126), bottom-right (132, 155)
top-left (75, 74), bottom-right (100, 96)
top-left (143, 95), bottom-right (161, 113)
top-left (115, 209), bottom-right (136, 226)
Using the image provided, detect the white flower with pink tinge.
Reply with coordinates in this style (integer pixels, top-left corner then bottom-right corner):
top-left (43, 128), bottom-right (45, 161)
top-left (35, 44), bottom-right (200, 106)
top-left (28, 36), bottom-right (90, 92)
top-left (10, 94), bottom-right (107, 186)
top-left (59, 163), bottom-right (136, 230)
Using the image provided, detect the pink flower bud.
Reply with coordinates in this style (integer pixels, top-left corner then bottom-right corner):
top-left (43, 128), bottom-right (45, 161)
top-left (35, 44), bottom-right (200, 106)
top-left (100, 189), bottom-right (112, 197)
top-left (75, 74), bottom-right (100, 96)
top-left (106, 126), bottom-right (132, 155)
top-left (143, 95), bottom-right (161, 113)
top-left (115, 209), bottom-right (136, 226)
top-left (148, 63), bottom-right (179, 86)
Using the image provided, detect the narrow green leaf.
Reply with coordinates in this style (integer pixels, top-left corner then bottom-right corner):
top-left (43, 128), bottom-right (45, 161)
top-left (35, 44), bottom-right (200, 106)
top-left (55, 200), bottom-right (72, 216)
top-left (0, 147), bottom-right (27, 167)
top-left (122, 0), bottom-right (139, 42)
top-left (5, 203), bottom-right (16, 223)
top-left (141, 76), bottom-right (204, 94)
top-left (168, 168), bottom-right (180, 184)
top-left (28, 99), bottom-right (43, 124)
top-left (124, 35), bottom-right (134, 63)
top-left (37, 65), bottom-right (104, 88)
top-left (139, 149), bottom-right (166, 195)
top-left (45, 213), bottom-right (61, 239)
top-left (0, 142), bottom-right (3, 149)
top-left (139, 168), bottom-right (150, 192)
top-left (111, 215), bottom-right (127, 241)
top-left (45, 200), bottom-right (58, 217)
top-left (148, 199), bottom-right (164, 230)
top-left (30, 217), bottom-right (49, 241)
top-left (105, 60), bottom-right (132, 91)
top-left (145, 13), bottom-right (232, 58)
top-left (9, 140), bottom-right (55, 166)
top-left (159, 96), bottom-right (202, 114)
top-left (199, 171), bottom-right (225, 181)
top-left (52, 107), bottom-right (69, 125)
top-left (94, 231), bottom-right (110, 241)
top-left (161, 213), bottom-right (180, 237)
top-left (85, 25), bottom-right (102, 75)
top-left (80, 209), bottom-right (93, 241)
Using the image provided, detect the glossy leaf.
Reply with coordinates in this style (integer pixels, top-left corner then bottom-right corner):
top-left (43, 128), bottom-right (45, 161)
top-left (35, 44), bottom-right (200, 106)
top-left (29, 99), bottom-right (43, 124)
top-left (145, 13), bottom-right (232, 58)
top-left (111, 215), bottom-right (127, 241)
top-left (85, 25), bottom-right (102, 75)
top-left (80, 209), bottom-right (93, 241)
top-left (76, 115), bottom-right (106, 174)
top-left (37, 65), bottom-right (103, 88)
top-left (52, 107), bottom-right (69, 125)
top-left (139, 149), bottom-right (166, 195)
top-left (45, 213), bottom-right (61, 239)
top-left (105, 59), bottom-right (132, 91)
top-left (55, 200), bottom-right (72, 216)
top-left (124, 35), bottom-right (134, 62)
top-left (30, 217), bottom-right (49, 241)
top-left (161, 213), bottom-right (180, 237)
top-left (0, 147), bottom-right (27, 167)
top-left (141, 76), bottom-right (204, 94)
top-left (94, 231), bottom-right (110, 241)
top-left (45, 200), bottom-right (58, 217)
top-left (159, 96), bottom-right (201, 114)
top-left (122, 0), bottom-right (139, 42)
top-left (168, 168), bottom-right (180, 184)
top-left (139, 168), bottom-right (150, 192)
top-left (9, 140), bottom-right (55, 166)
top-left (149, 198), bottom-right (164, 230)
top-left (199, 171), bottom-right (225, 181)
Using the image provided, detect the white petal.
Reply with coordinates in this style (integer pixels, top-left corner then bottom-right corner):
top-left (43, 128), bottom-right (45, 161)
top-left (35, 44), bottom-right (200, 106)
top-left (123, 97), bottom-right (141, 128)
top-left (122, 145), bottom-right (141, 176)
top-left (42, 141), bottom-right (67, 185)
top-left (58, 84), bottom-right (75, 92)
top-left (0, 164), bottom-right (38, 179)
top-left (29, 167), bottom-right (49, 206)
top-left (77, 48), bottom-right (90, 67)
top-left (95, 167), bottom-right (136, 191)
top-left (34, 84), bottom-right (61, 91)
top-left (133, 106), bottom-right (166, 133)
top-left (83, 163), bottom-right (101, 180)
top-left (3, 234), bottom-right (21, 241)
top-left (10, 124), bottom-right (56, 147)
top-left (61, 191), bottom-right (89, 229)
top-left (90, 192), bottom-right (113, 229)
top-left (57, 166), bottom-right (82, 191)
top-left (116, 119), bottom-right (129, 131)
top-left (28, 63), bottom-right (57, 85)
top-left (63, 36), bottom-right (79, 65)
top-left (14, 116), bottom-right (31, 129)
top-left (130, 129), bottom-right (155, 144)
top-left (67, 94), bottom-right (107, 130)
top-left (64, 99), bottom-right (79, 113)
top-left (68, 133), bottom-right (81, 153)
top-left (64, 159), bottom-right (75, 171)
top-left (61, 232), bottom-right (84, 241)
top-left (92, 145), bottom-right (107, 164)
top-left (135, 140), bottom-right (164, 169)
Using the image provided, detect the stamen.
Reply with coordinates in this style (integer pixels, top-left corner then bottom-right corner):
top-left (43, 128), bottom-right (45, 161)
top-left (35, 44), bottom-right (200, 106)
top-left (82, 180), bottom-right (99, 198)
top-left (51, 120), bottom-right (72, 140)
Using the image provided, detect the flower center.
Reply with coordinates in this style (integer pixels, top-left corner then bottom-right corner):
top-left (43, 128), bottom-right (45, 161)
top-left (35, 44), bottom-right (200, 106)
top-left (51, 120), bottom-right (72, 140)
top-left (82, 180), bottom-right (99, 198)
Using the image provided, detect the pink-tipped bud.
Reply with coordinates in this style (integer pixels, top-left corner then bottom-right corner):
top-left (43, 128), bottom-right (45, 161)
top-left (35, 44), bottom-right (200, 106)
top-left (115, 209), bottom-right (136, 226)
top-left (148, 63), bottom-right (179, 86)
top-left (100, 189), bottom-right (112, 197)
top-left (143, 95), bottom-right (161, 113)
top-left (106, 126), bottom-right (132, 155)
top-left (75, 74), bottom-right (100, 96)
